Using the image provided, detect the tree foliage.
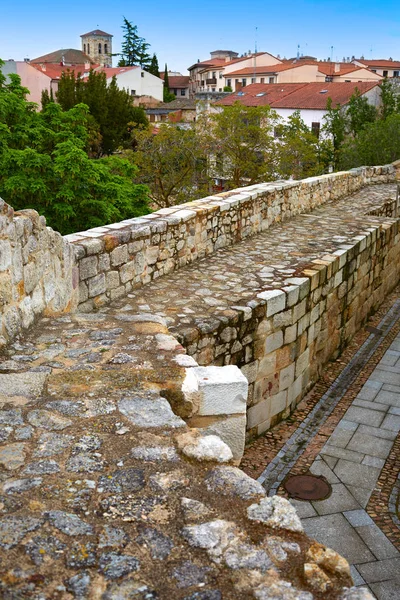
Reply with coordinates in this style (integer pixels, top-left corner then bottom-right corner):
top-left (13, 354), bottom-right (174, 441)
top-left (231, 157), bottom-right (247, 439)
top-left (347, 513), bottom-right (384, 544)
top-left (163, 65), bottom-right (176, 103)
top-left (148, 54), bottom-right (160, 78)
top-left (346, 89), bottom-right (377, 136)
top-left (133, 125), bottom-right (209, 208)
top-left (118, 17), bottom-right (151, 69)
top-left (0, 61), bottom-right (150, 235)
top-left (57, 69), bottom-right (148, 155)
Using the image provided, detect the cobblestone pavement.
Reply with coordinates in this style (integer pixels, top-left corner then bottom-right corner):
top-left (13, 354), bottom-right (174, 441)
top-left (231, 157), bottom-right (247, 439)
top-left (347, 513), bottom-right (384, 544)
top-left (0, 304), bottom-right (358, 599)
top-left (110, 185), bottom-right (397, 346)
top-left (255, 307), bottom-right (400, 600)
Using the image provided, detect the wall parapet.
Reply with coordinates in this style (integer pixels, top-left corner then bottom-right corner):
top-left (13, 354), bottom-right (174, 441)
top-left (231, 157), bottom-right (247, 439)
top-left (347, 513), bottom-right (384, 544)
top-left (0, 198), bottom-right (77, 347)
top-left (65, 164), bottom-right (396, 312)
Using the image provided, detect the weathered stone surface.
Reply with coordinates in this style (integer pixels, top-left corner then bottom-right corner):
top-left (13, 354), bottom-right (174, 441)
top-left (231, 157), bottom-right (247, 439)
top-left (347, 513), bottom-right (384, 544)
top-left (2, 477), bottom-right (42, 494)
top-left (118, 395), bottom-right (186, 428)
top-left (136, 525), bottom-right (174, 559)
top-left (247, 496), bottom-right (303, 532)
top-left (182, 365), bottom-right (247, 416)
top-left (0, 516), bottom-right (43, 549)
top-left (65, 571), bottom-right (91, 598)
top-left (181, 497), bottom-right (213, 521)
top-left (306, 542), bottom-right (351, 577)
top-left (304, 562), bottom-right (331, 592)
top-left (99, 525), bottom-right (129, 549)
top-left (27, 410), bottom-right (73, 430)
top-left (46, 510), bottom-right (93, 536)
top-left (131, 445), bottom-right (179, 462)
top-left (206, 466), bottom-right (266, 500)
top-left (0, 442), bottom-right (26, 470)
top-left (254, 581), bottom-right (314, 600)
top-left (172, 560), bottom-right (211, 588)
top-left (0, 371), bottom-right (47, 398)
top-left (99, 552), bottom-right (140, 579)
top-left (98, 469), bottom-right (145, 494)
top-left (339, 589), bottom-right (375, 600)
top-left (25, 534), bottom-right (66, 565)
top-left (23, 459), bottom-right (60, 475)
top-left (176, 431), bottom-right (233, 463)
top-left (33, 432), bottom-right (74, 457)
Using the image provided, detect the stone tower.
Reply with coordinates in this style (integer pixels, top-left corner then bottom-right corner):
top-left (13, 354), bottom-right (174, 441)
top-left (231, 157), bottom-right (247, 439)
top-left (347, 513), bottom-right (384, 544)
top-left (80, 29), bottom-right (113, 67)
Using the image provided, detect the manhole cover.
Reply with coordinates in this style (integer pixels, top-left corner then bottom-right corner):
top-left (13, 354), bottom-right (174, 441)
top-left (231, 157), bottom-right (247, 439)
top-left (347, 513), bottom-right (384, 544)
top-left (283, 474), bottom-right (331, 501)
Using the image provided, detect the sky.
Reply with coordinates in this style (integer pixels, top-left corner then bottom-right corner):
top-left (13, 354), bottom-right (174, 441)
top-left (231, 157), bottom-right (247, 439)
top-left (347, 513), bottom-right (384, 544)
top-left (1, 0), bottom-right (399, 74)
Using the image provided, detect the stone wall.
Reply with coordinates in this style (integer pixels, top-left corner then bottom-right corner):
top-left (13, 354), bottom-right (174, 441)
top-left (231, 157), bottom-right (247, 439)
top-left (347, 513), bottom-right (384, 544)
top-left (180, 213), bottom-right (400, 441)
top-left (65, 165), bottom-right (395, 312)
top-left (0, 198), bottom-right (77, 347)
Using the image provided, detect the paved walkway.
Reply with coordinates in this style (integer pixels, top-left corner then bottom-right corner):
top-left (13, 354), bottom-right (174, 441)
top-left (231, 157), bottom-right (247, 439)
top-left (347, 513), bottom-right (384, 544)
top-left (258, 320), bottom-right (400, 599)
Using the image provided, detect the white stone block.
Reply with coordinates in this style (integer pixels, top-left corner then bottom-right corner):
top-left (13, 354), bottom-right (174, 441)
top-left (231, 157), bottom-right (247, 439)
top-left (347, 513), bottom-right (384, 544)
top-left (284, 277), bottom-right (310, 300)
top-left (265, 331), bottom-right (283, 353)
top-left (199, 415), bottom-right (246, 461)
top-left (257, 289), bottom-right (286, 316)
top-left (182, 365), bottom-right (248, 417)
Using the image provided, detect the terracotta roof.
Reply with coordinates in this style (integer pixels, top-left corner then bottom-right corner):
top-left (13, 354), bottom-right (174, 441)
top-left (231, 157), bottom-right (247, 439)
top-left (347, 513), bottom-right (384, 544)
top-left (214, 81), bottom-right (380, 110)
top-left (188, 58), bottom-right (226, 71)
top-left (93, 66), bottom-right (139, 78)
top-left (315, 62), bottom-right (365, 76)
top-left (159, 98), bottom-right (195, 110)
top-left (356, 59), bottom-right (400, 69)
top-left (80, 29), bottom-right (113, 37)
top-left (30, 63), bottom-right (94, 79)
top-left (31, 49), bottom-right (95, 65)
top-left (160, 74), bottom-right (190, 87)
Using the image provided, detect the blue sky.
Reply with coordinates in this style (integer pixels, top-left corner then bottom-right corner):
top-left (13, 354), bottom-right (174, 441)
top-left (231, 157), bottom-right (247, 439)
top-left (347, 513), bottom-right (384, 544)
top-left (1, 0), bottom-right (399, 74)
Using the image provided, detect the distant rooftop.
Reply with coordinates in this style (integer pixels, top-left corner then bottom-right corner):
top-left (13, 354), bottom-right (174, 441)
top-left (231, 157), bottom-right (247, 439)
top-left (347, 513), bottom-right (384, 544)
top-left (80, 29), bottom-right (113, 37)
top-left (31, 48), bottom-right (94, 65)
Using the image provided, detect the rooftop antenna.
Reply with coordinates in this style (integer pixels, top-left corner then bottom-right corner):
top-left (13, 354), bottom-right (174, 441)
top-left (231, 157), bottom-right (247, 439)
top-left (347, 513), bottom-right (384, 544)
top-left (253, 26), bottom-right (258, 83)
top-left (297, 44), bottom-right (300, 60)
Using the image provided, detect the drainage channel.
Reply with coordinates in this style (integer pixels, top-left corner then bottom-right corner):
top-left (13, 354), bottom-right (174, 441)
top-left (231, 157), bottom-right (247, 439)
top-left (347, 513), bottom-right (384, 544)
top-left (258, 298), bottom-right (400, 495)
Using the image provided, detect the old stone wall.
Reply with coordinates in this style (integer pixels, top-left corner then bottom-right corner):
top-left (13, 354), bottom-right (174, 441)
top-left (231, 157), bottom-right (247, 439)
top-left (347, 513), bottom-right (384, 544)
top-left (0, 198), bottom-right (77, 347)
top-left (65, 165), bottom-right (395, 312)
top-left (181, 214), bottom-right (400, 440)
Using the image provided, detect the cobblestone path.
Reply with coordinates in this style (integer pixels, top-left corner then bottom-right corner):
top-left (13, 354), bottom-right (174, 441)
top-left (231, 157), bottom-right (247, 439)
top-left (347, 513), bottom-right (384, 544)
top-left (256, 308), bottom-right (400, 600)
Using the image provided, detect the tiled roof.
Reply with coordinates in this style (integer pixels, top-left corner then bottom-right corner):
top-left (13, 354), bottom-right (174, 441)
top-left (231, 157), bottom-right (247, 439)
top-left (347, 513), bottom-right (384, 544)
top-left (30, 49), bottom-right (94, 65)
top-left (30, 63), bottom-right (94, 79)
top-left (160, 74), bottom-right (190, 87)
top-left (188, 58), bottom-right (226, 71)
top-left (316, 62), bottom-right (365, 76)
top-left (225, 63), bottom-right (316, 77)
top-left (159, 98), bottom-right (196, 110)
top-left (214, 81), bottom-right (380, 110)
top-left (93, 66), bottom-right (139, 78)
top-left (356, 59), bottom-right (400, 68)
top-left (80, 29), bottom-right (113, 37)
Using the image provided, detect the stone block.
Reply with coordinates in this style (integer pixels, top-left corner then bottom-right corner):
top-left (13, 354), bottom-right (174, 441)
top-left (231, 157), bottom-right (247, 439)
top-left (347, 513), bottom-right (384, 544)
top-left (198, 414), bottom-right (247, 461)
top-left (247, 398), bottom-right (270, 429)
top-left (0, 240), bottom-right (12, 271)
top-left (182, 365), bottom-right (248, 417)
top-left (106, 271), bottom-right (120, 290)
top-left (110, 244), bottom-right (128, 267)
top-left (284, 277), bottom-right (310, 300)
top-left (79, 255), bottom-right (98, 281)
top-left (284, 323), bottom-right (297, 344)
top-left (296, 347), bottom-right (310, 378)
top-left (257, 353), bottom-right (276, 378)
top-left (265, 331), bottom-right (283, 353)
top-left (87, 273), bottom-right (106, 298)
top-left (257, 289), bottom-right (286, 316)
top-left (279, 363), bottom-right (295, 391)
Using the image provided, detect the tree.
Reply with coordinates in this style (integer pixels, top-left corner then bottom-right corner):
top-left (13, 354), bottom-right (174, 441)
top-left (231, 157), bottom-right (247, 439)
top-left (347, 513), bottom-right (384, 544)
top-left (0, 62), bottom-right (150, 234)
top-left (148, 53), bottom-right (160, 78)
top-left (163, 64), bottom-right (175, 103)
top-left (57, 69), bottom-right (149, 155)
top-left (133, 125), bottom-right (209, 208)
top-left (346, 88), bottom-right (377, 136)
top-left (380, 78), bottom-right (399, 120)
top-left (117, 17), bottom-right (151, 68)
top-left (322, 98), bottom-right (348, 170)
top-left (203, 102), bottom-right (278, 188)
top-left (276, 111), bottom-right (330, 179)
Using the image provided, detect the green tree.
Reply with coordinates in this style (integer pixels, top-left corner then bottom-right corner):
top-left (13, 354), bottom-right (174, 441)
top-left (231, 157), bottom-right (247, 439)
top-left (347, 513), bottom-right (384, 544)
top-left (117, 17), bottom-right (151, 68)
top-left (379, 78), bottom-right (399, 120)
top-left (276, 111), bottom-right (330, 179)
top-left (163, 64), bottom-right (175, 103)
top-left (57, 69), bottom-right (149, 155)
top-left (133, 125), bottom-right (209, 208)
top-left (322, 98), bottom-right (348, 170)
top-left (346, 88), bottom-right (377, 136)
top-left (0, 62), bottom-right (150, 234)
top-left (148, 53), bottom-right (160, 78)
top-left (203, 102), bottom-right (278, 188)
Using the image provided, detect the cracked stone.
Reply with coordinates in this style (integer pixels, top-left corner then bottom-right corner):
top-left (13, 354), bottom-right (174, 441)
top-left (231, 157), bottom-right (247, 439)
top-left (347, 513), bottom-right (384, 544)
top-left (46, 510), bottom-right (93, 536)
top-left (23, 460), bottom-right (60, 475)
top-left (118, 395), bottom-right (186, 429)
top-left (136, 525), bottom-right (174, 559)
top-left (247, 496), bottom-right (303, 533)
top-left (99, 552), bottom-right (140, 579)
top-left (99, 525), bottom-right (129, 549)
top-left (205, 467), bottom-right (266, 500)
top-left (172, 560), bottom-right (211, 588)
top-left (177, 432), bottom-right (233, 463)
top-left (98, 469), bottom-right (145, 494)
top-left (25, 534), bottom-right (66, 565)
top-left (27, 410), bottom-right (73, 431)
top-left (0, 442), bottom-right (26, 470)
top-left (0, 516), bottom-right (43, 549)
top-left (34, 432), bottom-right (74, 457)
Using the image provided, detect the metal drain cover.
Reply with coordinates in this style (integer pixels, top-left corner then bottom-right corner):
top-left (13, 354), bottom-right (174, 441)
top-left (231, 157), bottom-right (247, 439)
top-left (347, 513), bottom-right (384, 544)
top-left (283, 474), bottom-right (331, 501)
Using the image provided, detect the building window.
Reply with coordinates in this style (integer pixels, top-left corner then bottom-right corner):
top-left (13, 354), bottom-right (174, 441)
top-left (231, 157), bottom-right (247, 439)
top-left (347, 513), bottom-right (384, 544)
top-left (99, 43), bottom-right (102, 54)
top-left (219, 72), bottom-right (223, 79)
top-left (394, 71), bottom-right (399, 77)
top-left (227, 79), bottom-right (231, 87)
top-left (274, 125), bottom-right (283, 138)
top-left (383, 70), bottom-right (388, 77)
top-left (104, 43), bottom-right (108, 54)
top-left (87, 44), bottom-right (90, 54)
top-left (212, 87), bottom-right (216, 92)
top-left (212, 71), bottom-right (216, 78)
top-left (371, 69), bottom-right (377, 73)
top-left (260, 77), bottom-right (265, 83)
top-left (269, 77), bottom-right (274, 84)
top-left (131, 90), bottom-right (136, 96)
top-left (180, 89), bottom-right (185, 96)
top-left (311, 122), bottom-right (320, 138)
top-left (83, 43), bottom-right (86, 53)
top-left (242, 78), bottom-right (247, 87)
top-left (141, 72), bottom-right (145, 77)
top-left (251, 77), bottom-right (256, 84)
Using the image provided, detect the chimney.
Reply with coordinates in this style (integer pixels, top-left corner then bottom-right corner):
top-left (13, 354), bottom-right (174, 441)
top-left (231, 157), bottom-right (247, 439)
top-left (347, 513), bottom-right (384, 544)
top-left (334, 62), bottom-right (340, 72)
top-left (235, 81), bottom-right (243, 92)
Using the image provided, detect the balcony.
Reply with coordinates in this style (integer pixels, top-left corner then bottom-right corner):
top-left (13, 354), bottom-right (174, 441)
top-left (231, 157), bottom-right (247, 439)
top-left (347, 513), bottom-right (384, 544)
top-left (206, 78), bottom-right (217, 85)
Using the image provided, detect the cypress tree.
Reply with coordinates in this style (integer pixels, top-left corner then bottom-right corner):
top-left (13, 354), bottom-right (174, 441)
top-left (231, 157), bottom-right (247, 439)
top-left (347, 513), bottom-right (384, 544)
top-left (148, 53), bottom-right (160, 78)
top-left (163, 64), bottom-right (175, 103)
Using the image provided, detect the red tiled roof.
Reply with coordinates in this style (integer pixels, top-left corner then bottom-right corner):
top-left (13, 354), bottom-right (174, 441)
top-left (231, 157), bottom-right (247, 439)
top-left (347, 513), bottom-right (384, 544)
top-left (356, 59), bottom-right (400, 68)
top-left (188, 58), bottom-right (226, 70)
top-left (30, 63), bottom-right (94, 79)
top-left (316, 62), bottom-right (366, 76)
top-left (93, 66), bottom-right (139, 78)
top-left (215, 81), bottom-right (380, 110)
top-left (226, 63), bottom-right (317, 77)
top-left (160, 74), bottom-right (189, 87)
